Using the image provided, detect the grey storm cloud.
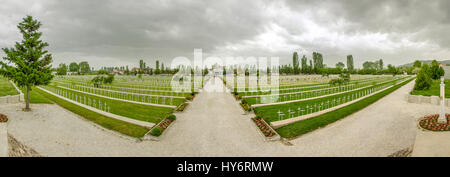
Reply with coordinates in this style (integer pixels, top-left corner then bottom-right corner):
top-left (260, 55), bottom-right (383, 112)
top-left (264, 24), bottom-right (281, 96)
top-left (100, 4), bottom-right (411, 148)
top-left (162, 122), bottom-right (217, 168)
top-left (0, 0), bottom-right (450, 69)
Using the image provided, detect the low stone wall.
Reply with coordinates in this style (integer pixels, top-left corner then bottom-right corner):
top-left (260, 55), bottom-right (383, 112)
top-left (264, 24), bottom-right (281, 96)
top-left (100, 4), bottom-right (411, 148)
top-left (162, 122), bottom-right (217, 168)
top-left (0, 122), bottom-right (7, 157)
top-left (0, 95), bottom-right (22, 105)
top-left (406, 94), bottom-right (450, 106)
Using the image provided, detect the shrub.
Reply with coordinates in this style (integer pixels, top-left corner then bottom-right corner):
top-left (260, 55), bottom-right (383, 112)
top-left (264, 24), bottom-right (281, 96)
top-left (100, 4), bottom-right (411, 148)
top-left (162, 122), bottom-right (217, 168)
top-left (414, 65), bottom-right (432, 90)
top-left (185, 95), bottom-right (192, 100)
top-left (168, 114), bottom-right (176, 121)
top-left (241, 99), bottom-right (248, 105)
top-left (151, 127), bottom-right (162, 136)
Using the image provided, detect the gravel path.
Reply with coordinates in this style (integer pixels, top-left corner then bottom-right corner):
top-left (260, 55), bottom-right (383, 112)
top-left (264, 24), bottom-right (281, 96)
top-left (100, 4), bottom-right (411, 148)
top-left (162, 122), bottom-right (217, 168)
top-left (0, 78), bottom-right (446, 156)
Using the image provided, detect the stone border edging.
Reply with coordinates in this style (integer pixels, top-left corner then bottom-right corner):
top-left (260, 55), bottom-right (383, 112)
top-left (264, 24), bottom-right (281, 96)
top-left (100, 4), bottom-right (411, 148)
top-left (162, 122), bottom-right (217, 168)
top-left (250, 118), bottom-right (281, 141)
top-left (142, 118), bottom-right (176, 141)
top-left (406, 94), bottom-right (450, 106)
top-left (37, 86), bottom-right (155, 128)
top-left (270, 78), bottom-right (412, 129)
top-left (0, 121), bottom-right (7, 157)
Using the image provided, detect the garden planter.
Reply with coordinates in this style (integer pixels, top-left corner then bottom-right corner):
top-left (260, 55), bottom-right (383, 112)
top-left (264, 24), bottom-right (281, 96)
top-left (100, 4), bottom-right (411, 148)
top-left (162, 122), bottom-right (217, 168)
top-left (143, 117), bottom-right (176, 141)
top-left (418, 114), bottom-right (450, 131)
top-left (251, 117), bottom-right (280, 141)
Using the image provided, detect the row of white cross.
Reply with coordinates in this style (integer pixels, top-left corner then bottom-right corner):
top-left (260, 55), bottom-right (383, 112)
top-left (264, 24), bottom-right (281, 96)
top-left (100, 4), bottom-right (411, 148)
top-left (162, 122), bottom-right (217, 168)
top-left (274, 78), bottom-right (407, 121)
top-left (57, 83), bottom-right (176, 105)
top-left (55, 88), bottom-right (111, 113)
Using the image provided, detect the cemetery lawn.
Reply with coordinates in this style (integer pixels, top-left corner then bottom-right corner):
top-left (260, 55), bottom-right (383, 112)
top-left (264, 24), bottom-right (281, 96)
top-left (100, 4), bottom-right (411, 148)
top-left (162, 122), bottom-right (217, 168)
top-left (19, 86), bottom-right (53, 104)
top-left (0, 77), bottom-right (19, 97)
top-left (254, 77), bottom-right (406, 123)
top-left (35, 87), bottom-right (150, 138)
top-left (410, 80), bottom-right (450, 98)
top-left (276, 77), bottom-right (414, 139)
top-left (42, 85), bottom-right (174, 124)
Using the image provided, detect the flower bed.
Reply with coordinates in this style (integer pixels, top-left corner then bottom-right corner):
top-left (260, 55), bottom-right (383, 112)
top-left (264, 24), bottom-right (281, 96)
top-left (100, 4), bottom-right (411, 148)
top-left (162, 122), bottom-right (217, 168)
top-left (419, 114), bottom-right (450, 131)
top-left (149, 114), bottom-right (176, 137)
top-left (0, 113), bottom-right (7, 122)
top-left (252, 117), bottom-right (275, 137)
top-left (158, 118), bottom-right (173, 132)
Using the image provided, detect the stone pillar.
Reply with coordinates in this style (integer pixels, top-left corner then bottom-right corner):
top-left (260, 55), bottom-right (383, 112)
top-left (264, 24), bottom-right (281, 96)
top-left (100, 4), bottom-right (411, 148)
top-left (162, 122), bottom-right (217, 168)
top-left (438, 77), bottom-right (447, 123)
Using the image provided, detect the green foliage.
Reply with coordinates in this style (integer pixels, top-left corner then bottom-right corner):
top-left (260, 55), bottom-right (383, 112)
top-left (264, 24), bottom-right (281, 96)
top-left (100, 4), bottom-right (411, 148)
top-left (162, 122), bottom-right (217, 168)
top-left (167, 114), bottom-right (176, 121)
top-left (335, 62), bottom-right (345, 69)
top-left (151, 127), bottom-right (162, 136)
top-left (0, 16), bottom-right (54, 110)
top-left (97, 70), bottom-right (108, 75)
top-left (79, 61), bottom-right (90, 74)
top-left (414, 64), bottom-right (432, 90)
top-left (56, 63), bottom-right (68, 75)
top-left (69, 62), bottom-right (79, 73)
top-left (241, 99), bottom-right (248, 105)
top-left (430, 60), bottom-right (444, 80)
top-left (413, 60), bottom-right (422, 68)
top-left (292, 52), bottom-right (300, 74)
top-left (346, 55), bottom-right (354, 71)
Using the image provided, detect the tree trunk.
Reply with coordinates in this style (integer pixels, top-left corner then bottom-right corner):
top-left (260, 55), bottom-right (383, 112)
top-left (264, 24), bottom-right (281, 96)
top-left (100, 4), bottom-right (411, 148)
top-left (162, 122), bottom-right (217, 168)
top-left (25, 86), bottom-right (30, 111)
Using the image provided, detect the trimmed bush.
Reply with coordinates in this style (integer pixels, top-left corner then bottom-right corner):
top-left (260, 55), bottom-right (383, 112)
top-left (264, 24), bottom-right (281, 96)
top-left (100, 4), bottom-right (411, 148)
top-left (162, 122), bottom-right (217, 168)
top-left (151, 127), bottom-right (162, 136)
top-left (168, 114), bottom-right (176, 121)
top-left (241, 99), bottom-right (248, 105)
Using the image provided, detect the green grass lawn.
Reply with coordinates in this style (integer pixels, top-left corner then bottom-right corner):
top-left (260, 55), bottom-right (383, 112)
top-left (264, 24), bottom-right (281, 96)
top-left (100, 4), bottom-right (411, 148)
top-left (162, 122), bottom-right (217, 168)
top-left (19, 86), bottom-right (53, 104)
top-left (275, 78), bottom-right (414, 139)
top-left (34, 87), bottom-right (149, 138)
top-left (410, 80), bottom-right (450, 98)
top-left (42, 85), bottom-right (173, 124)
top-left (0, 77), bottom-right (19, 97)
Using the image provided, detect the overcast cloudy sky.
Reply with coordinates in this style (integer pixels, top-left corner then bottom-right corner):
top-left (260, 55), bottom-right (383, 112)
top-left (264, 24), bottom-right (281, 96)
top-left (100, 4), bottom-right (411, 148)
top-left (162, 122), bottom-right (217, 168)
top-left (1, 0), bottom-right (450, 69)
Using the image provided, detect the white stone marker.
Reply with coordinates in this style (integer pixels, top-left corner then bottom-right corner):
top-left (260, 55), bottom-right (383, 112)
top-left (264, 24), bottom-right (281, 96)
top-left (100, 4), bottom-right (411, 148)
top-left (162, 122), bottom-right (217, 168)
top-left (438, 77), bottom-right (447, 123)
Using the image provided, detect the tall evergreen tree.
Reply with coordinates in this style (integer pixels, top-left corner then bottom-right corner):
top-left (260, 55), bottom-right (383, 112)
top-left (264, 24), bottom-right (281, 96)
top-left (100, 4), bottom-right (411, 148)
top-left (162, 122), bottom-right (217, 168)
top-left (347, 55), bottom-right (354, 71)
top-left (0, 16), bottom-right (54, 111)
top-left (292, 52), bottom-right (299, 74)
top-left (301, 55), bottom-right (307, 74)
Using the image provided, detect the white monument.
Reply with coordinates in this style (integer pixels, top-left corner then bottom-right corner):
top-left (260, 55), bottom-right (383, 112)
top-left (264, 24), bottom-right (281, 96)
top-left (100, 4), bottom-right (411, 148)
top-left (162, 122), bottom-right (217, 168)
top-left (438, 77), bottom-right (447, 123)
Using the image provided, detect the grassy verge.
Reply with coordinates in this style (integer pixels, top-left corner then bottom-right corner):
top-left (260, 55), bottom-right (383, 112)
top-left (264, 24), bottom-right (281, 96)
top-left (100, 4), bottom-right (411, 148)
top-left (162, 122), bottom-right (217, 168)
top-left (410, 80), bottom-right (450, 98)
top-left (276, 78), bottom-right (414, 139)
top-left (0, 77), bottom-right (19, 97)
top-left (18, 86), bottom-right (53, 104)
top-left (35, 87), bottom-right (150, 138)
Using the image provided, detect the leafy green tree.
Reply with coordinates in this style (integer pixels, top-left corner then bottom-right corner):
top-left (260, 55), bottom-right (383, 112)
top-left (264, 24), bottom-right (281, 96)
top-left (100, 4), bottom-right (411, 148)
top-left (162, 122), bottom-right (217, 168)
top-left (91, 74), bottom-right (114, 88)
top-left (0, 16), bottom-right (54, 111)
top-left (430, 60), bottom-right (444, 80)
top-left (414, 64), bottom-right (432, 90)
top-left (346, 55), bottom-right (354, 71)
top-left (335, 62), bottom-right (345, 69)
top-left (413, 60), bottom-right (422, 68)
top-left (56, 63), bottom-right (68, 75)
top-left (79, 61), bottom-right (90, 74)
top-left (69, 62), bottom-right (79, 73)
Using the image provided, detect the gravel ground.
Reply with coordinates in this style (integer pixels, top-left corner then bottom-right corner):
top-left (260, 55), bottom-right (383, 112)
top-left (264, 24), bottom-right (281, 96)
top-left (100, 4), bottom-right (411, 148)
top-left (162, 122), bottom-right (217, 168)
top-left (0, 78), bottom-right (446, 156)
